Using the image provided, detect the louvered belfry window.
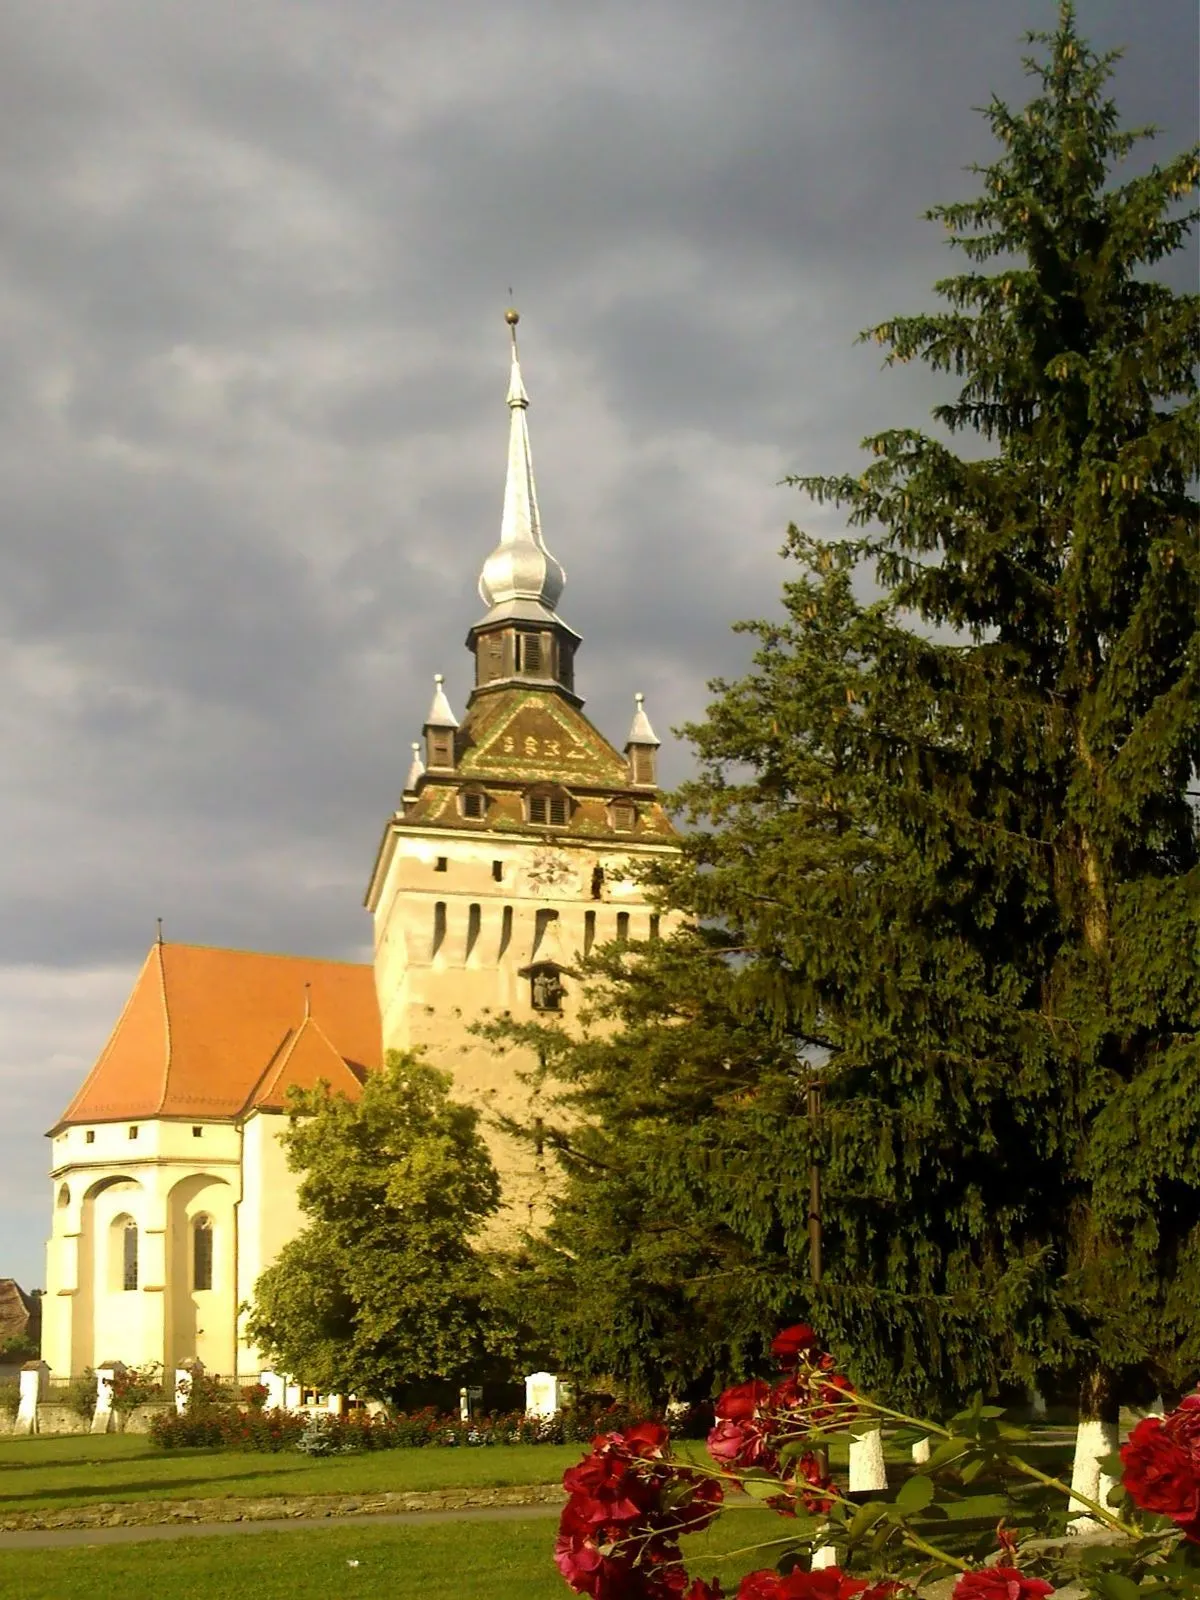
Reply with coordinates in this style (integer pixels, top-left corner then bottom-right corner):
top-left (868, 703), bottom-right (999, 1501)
top-left (518, 633), bottom-right (543, 675)
top-left (528, 789), bottom-right (569, 827)
top-left (461, 790), bottom-right (486, 819)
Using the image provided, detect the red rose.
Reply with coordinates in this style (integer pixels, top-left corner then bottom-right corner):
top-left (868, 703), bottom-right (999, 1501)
top-left (715, 1380), bottom-right (771, 1421)
top-left (1121, 1412), bottom-right (1200, 1539)
top-left (685, 1583), bottom-right (725, 1599)
top-left (708, 1416), bottom-right (779, 1473)
top-left (951, 1570), bottom-right (1055, 1600)
top-left (771, 1325), bottom-right (819, 1368)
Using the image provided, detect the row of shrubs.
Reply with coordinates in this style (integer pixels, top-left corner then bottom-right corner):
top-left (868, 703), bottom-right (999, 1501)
top-left (149, 1398), bottom-right (712, 1454)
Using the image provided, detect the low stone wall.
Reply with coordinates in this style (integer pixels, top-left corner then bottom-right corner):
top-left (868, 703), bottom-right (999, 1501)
top-left (7, 1401), bottom-right (174, 1437)
top-left (0, 1481), bottom-right (566, 1534)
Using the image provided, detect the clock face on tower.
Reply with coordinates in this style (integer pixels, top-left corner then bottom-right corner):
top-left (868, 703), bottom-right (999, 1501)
top-left (523, 848), bottom-right (577, 896)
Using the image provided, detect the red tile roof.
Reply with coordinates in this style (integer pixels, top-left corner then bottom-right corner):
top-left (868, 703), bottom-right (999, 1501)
top-left (53, 942), bottom-right (381, 1129)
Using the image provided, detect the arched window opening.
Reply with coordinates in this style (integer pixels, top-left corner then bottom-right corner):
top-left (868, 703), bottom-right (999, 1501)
top-left (193, 1215), bottom-right (213, 1292)
top-left (466, 903), bottom-right (482, 962)
top-left (122, 1222), bottom-right (138, 1292)
top-left (57, 1183), bottom-right (71, 1209)
top-left (499, 905), bottom-right (513, 958)
top-left (616, 912), bottom-right (630, 944)
top-left (432, 901), bottom-right (447, 958)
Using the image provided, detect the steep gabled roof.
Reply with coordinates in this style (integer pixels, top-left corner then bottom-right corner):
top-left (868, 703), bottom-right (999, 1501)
top-left (249, 1015), bottom-right (367, 1113)
top-left (53, 942), bottom-right (381, 1130)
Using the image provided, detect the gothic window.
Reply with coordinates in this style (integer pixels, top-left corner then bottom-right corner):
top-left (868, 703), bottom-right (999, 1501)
top-left (529, 965), bottom-right (564, 1013)
top-left (193, 1216), bottom-right (213, 1292)
top-left (123, 1222), bottom-right (138, 1292)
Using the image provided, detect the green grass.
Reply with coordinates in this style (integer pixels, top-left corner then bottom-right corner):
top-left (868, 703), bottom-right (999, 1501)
top-left (0, 1434), bottom-right (580, 1515)
top-left (0, 1509), bottom-right (779, 1600)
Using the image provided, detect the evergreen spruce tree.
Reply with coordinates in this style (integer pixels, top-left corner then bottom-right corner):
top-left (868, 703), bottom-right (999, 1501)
top-left (496, 5), bottom-right (1199, 1417)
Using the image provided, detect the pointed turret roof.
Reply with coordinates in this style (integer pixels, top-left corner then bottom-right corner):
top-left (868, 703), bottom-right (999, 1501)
top-left (424, 674), bottom-right (459, 729)
top-left (625, 692), bottom-right (660, 748)
top-left (476, 310), bottom-right (568, 626)
top-left (403, 740), bottom-right (425, 795)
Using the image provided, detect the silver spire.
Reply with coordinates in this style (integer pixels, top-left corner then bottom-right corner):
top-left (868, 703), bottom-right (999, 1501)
top-left (477, 310), bottom-right (566, 622)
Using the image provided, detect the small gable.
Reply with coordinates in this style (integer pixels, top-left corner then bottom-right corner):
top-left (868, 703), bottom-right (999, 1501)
top-left (459, 691), bottom-right (629, 786)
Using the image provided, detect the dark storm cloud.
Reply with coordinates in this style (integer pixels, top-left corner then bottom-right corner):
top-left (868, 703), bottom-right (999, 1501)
top-left (0, 0), bottom-right (1196, 1280)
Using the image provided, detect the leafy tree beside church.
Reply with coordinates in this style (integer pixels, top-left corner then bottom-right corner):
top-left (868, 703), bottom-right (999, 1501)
top-left (496, 5), bottom-right (1199, 1416)
top-left (247, 1053), bottom-right (512, 1399)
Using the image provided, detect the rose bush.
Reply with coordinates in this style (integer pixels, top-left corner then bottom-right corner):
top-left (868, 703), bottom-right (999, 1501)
top-left (554, 1327), bottom-right (1200, 1598)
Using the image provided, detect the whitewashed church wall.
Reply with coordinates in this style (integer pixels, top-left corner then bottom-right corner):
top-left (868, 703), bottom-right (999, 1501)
top-left (237, 1111), bottom-right (306, 1380)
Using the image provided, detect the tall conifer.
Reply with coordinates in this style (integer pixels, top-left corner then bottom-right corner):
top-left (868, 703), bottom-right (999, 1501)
top-left (499, 6), bottom-right (1199, 1415)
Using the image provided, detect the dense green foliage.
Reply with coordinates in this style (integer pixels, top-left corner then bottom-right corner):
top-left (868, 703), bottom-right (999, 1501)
top-left (493, 6), bottom-right (1199, 1414)
top-left (247, 1053), bottom-right (510, 1398)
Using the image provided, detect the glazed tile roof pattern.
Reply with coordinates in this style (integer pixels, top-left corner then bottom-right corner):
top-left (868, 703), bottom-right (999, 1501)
top-left (54, 943), bottom-right (381, 1129)
top-left (401, 687), bottom-right (677, 840)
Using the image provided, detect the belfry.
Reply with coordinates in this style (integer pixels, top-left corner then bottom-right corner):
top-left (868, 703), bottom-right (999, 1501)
top-left (41, 314), bottom-right (679, 1379)
top-left (365, 310), bottom-right (680, 1229)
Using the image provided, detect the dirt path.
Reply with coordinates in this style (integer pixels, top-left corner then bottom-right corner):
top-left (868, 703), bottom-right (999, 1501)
top-left (0, 1499), bottom-right (562, 1550)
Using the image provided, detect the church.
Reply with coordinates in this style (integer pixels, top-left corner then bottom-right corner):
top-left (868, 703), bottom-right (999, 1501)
top-left (40, 313), bottom-right (680, 1383)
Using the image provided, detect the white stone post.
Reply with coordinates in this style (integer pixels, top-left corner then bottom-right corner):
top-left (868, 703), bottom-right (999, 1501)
top-left (848, 1427), bottom-right (888, 1492)
top-left (524, 1371), bottom-right (561, 1418)
top-left (259, 1369), bottom-right (287, 1411)
top-left (326, 1392), bottom-right (344, 1417)
top-left (92, 1362), bottom-right (126, 1435)
top-left (284, 1381), bottom-right (302, 1411)
top-left (1068, 1417), bottom-right (1121, 1533)
top-left (13, 1362), bottom-right (49, 1437)
top-left (911, 1436), bottom-right (931, 1465)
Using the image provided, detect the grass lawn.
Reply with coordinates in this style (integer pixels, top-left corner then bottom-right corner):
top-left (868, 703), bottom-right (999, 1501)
top-left (0, 1434), bottom-right (580, 1516)
top-left (0, 1509), bottom-right (781, 1600)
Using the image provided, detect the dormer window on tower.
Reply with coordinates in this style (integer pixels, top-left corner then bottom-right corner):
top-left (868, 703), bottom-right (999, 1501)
top-left (608, 798), bottom-right (637, 832)
top-left (526, 786), bottom-right (571, 828)
top-left (459, 787), bottom-right (489, 820)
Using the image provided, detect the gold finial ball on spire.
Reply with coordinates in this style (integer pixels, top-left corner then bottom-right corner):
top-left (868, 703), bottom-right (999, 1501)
top-left (505, 307), bottom-right (520, 326)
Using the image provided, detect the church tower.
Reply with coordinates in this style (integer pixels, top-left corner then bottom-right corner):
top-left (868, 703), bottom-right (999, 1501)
top-left (364, 312), bottom-right (679, 1229)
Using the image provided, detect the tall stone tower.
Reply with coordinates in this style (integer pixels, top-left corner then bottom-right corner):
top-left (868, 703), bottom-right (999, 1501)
top-left (364, 312), bottom-right (679, 1229)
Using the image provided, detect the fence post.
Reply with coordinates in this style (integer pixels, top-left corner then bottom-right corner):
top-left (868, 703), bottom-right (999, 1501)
top-left (175, 1357), bottom-right (205, 1415)
top-left (14, 1361), bottom-right (49, 1436)
top-left (92, 1362), bottom-right (127, 1434)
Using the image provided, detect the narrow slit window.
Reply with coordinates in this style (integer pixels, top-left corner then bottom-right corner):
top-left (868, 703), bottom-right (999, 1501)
top-left (499, 906), bottom-right (513, 958)
top-left (123, 1223), bottom-right (138, 1292)
top-left (616, 912), bottom-right (630, 944)
top-left (466, 903), bottom-right (482, 961)
top-left (85, 1130), bottom-right (95, 1145)
top-left (584, 909), bottom-right (596, 956)
top-left (193, 1216), bottom-right (213, 1292)
top-left (492, 860), bottom-right (503, 882)
top-left (432, 901), bottom-right (447, 957)
top-left (434, 856), bottom-right (448, 872)
top-left (649, 914), bottom-right (661, 940)
top-left (590, 866), bottom-right (604, 900)
top-left (128, 1125), bottom-right (139, 1140)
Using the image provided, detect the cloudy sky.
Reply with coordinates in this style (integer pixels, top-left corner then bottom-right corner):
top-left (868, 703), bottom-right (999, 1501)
top-left (1, 1), bottom-right (1195, 1291)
